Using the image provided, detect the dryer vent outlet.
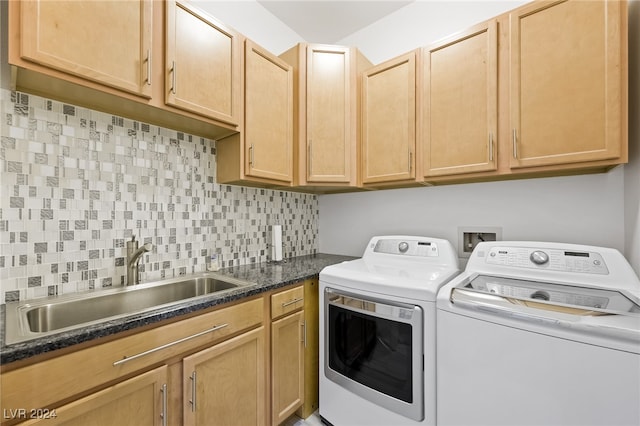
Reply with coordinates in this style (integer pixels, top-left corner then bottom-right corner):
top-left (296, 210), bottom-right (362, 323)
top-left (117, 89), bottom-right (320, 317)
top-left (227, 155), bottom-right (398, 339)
top-left (458, 227), bottom-right (502, 258)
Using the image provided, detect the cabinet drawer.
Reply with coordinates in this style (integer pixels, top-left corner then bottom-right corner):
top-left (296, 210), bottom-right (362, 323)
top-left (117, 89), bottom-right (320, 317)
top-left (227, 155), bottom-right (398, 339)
top-left (271, 286), bottom-right (304, 319)
top-left (1, 298), bottom-right (263, 416)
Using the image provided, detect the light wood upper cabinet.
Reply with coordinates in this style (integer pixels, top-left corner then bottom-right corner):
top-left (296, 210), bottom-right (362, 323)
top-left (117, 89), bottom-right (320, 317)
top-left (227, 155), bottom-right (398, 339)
top-left (362, 51), bottom-right (417, 186)
top-left (183, 327), bottom-right (266, 426)
top-left (509, 0), bottom-right (627, 169)
top-left (9, 0), bottom-right (239, 140)
top-left (423, 21), bottom-right (498, 177)
top-left (244, 41), bottom-right (294, 183)
top-left (18, 0), bottom-right (153, 98)
top-left (217, 39), bottom-right (293, 186)
top-left (280, 44), bottom-right (371, 188)
top-left (166, 0), bottom-right (240, 125)
top-left (306, 45), bottom-right (352, 184)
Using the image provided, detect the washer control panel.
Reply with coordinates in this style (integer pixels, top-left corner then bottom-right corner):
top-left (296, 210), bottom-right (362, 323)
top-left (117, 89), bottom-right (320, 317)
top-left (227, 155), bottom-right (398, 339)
top-left (483, 246), bottom-right (609, 274)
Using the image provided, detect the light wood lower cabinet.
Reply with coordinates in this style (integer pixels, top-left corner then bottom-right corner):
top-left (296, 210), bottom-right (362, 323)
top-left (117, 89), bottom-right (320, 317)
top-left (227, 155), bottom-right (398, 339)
top-left (0, 297), bottom-right (264, 426)
top-left (1, 282), bottom-right (320, 426)
top-left (270, 285), bottom-right (305, 425)
top-left (271, 311), bottom-right (304, 425)
top-left (183, 327), bottom-right (266, 426)
top-left (20, 366), bottom-right (168, 426)
top-left (298, 278), bottom-right (319, 418)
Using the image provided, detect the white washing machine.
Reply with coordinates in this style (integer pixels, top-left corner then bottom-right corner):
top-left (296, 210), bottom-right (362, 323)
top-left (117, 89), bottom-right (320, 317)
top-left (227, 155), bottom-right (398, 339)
top-left (436, 241), bottom-right (640, 426)
top-left (319, 235), bottom-right (460, 426)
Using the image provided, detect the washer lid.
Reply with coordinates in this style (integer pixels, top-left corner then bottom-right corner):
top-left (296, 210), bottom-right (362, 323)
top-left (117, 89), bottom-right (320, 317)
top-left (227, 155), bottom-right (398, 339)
top-left (457, 275), bottom-right (640, 315)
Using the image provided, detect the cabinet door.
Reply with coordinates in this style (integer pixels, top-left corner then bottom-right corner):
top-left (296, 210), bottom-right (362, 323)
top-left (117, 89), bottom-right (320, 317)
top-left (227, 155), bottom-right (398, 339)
top-left (423, 21), bottom-right (498, 177)
top-left (272, 311), bottom-right (305, 425)
top-left (509, 0), bottom-right (625, 168)
top-left (183, 327), bottom-right (266, 426)
top-left (306, 45), bottom-right (354, 184)
top-left (299, 279), bottom-right (319, 418)
top-left (19, 0), bottom-right (152, 98)
top-left (245, 40), bottom-right (293, 183)
top-left (21, 366), bottom-right (167, 426)
top-left (362, 51), bottom-right (417, 184)
top-left (166, 1), bottom-right (240, 125)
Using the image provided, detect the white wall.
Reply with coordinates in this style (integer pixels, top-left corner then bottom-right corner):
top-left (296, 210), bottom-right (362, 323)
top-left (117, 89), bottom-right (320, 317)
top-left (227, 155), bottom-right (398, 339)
top-left (338, 0), bottom-right (527, 64)
top-left (319, 170), bottom-right (626, 258)
top-left (625, 0), bottom-right (640, 274)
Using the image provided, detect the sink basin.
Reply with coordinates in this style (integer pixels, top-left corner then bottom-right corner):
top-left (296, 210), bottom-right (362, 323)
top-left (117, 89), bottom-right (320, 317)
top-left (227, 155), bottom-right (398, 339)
top-left (4, 273), bottom-right (254, 345)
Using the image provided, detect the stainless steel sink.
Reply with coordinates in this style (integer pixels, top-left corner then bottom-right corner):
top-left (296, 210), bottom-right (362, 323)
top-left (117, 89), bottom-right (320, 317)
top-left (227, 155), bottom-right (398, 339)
top-left (4, 273), bottom-right (254, 345)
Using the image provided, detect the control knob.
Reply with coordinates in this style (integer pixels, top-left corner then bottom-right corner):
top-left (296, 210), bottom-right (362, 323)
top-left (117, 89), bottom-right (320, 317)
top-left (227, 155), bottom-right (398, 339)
top-left (530, 250), bottom-right (549, 265)
top-left (398, 241), bottom-right (409, 253)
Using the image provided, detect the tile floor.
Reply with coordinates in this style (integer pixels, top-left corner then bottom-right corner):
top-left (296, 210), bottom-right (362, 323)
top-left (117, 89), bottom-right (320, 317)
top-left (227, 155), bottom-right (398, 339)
top-left (283, 411), bottom-right (324, 426)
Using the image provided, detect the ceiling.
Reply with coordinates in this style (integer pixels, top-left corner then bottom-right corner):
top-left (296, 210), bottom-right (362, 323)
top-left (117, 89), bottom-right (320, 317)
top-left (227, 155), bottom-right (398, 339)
top-left (256, 1), bottom-right (414, 44)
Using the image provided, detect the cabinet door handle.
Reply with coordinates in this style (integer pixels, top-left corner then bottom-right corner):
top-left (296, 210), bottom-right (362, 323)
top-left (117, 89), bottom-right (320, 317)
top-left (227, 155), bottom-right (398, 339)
top-left (282, 297), bottom-right (303, 308)
top-left (408, 151), bottom-right (413, 174)
top-left (113, 323), bottom-right (229, 366)
top-left (189, 371), bottom-right (197, 412)
top-left (249, 144), bottom-right (254, 166)
top-left (170, 61), bottom-right (177, 94)
top-left (301, 321), bottom-right (307, 348)
top-left (308, 142), bottom-right (312, 176)
top-left (512, 129), bottom-right (518, 159)
top-left (146, 49), bottom-right (152, 86)
top-left (161, 383), bottom-right (167, 426)
top-left (489, 132), bottom-right (494, 162)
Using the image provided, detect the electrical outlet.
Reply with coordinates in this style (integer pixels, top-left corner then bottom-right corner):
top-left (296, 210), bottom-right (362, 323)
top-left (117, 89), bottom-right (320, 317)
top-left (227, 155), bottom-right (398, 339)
top-left (458, 226), bottom-right (502, 258)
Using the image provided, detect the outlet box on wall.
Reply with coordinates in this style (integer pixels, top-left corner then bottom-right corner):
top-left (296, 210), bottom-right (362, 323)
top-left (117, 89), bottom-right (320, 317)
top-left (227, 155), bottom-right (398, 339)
top-left (458, 226), bottom-right (502, 258)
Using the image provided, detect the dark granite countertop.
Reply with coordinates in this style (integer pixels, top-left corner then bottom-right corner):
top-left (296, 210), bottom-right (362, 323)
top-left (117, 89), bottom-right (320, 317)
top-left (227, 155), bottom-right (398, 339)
top-left (0, 253), bottom-right (355, 365)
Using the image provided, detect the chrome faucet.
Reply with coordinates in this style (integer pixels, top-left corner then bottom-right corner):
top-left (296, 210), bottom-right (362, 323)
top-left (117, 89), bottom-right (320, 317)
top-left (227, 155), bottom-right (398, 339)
top-left (126, 237), bottom-right (152, 285)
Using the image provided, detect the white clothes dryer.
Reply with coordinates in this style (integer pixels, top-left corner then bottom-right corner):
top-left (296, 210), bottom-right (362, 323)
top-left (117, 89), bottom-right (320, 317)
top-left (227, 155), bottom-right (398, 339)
top-left (319, 235), bottom-right (460, 426)
top-left (436, 241), bottom-right (640, 426)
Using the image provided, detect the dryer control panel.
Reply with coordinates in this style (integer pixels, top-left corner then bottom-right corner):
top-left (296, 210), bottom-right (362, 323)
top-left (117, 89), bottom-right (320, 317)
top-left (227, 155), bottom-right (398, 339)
top-left (373, 238), bottom-right (439, 257)
top-left (482, 246), bottom-right (609, 275)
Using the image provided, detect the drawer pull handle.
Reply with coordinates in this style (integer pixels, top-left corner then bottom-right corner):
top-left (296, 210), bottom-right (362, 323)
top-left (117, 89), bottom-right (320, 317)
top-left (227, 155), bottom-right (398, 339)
top-left (113, 323), bottom-right (229, 366)
top-left (281, 297), bottom-right (303, 308)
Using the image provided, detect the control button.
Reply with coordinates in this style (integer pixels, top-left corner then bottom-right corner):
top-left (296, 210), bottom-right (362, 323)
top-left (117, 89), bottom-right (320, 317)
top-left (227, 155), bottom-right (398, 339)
top-left (530, 250), bottom-right (549, 265)
top-left (398, 241), bottom-right (409, 253)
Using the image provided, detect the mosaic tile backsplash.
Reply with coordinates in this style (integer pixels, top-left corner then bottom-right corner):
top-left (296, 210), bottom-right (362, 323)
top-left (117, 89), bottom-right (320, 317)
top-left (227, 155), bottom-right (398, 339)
top-left (0, 90), bottom-right (318, 303)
